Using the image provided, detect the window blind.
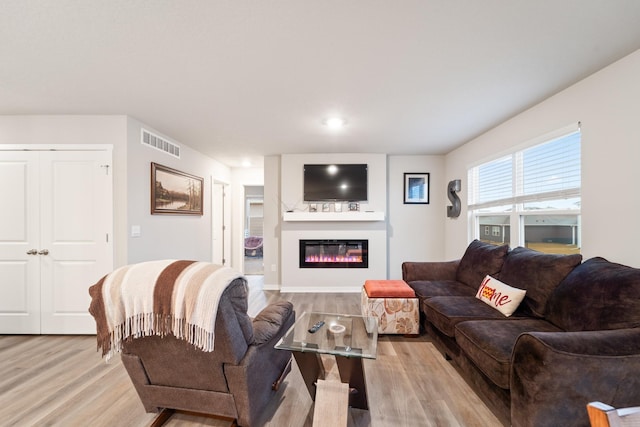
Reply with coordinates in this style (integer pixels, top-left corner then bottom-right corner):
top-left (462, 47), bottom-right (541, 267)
top-left (469, 127), bottom-right (581, 210)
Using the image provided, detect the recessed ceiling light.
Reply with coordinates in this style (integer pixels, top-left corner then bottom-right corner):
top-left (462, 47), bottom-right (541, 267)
top-left (241, 159), bottom-right (252, 167)
top-left (323, 117), bottom-right (347, 130)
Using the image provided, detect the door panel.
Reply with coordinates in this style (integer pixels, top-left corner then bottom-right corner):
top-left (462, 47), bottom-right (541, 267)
top-left (40, 150), bottom-right (112, 334)
top-left (0, 149), bottom-right (112, 334)
top-left (0, 152), bottom-right (40, 333)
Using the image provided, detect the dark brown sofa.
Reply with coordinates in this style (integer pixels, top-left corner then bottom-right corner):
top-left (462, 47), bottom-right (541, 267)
top-left (402, 240), bottom-right (640, 427)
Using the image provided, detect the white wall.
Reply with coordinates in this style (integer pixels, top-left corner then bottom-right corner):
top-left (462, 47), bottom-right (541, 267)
top-left (263, 155), bottom-right (281, 288)
top-left (279, 153), bottom-right (387, 291)
top-left (0, 115), bottom-right (239, 269)
top-left (280, 153), bottom-right (387, 213)
top-left (125, 117), bottom-right (231, 264)
top-left (445, 49), bottom-right (640, 267)
top-left (0, 115), bottom-right (129, 267)
top-left (387, 155), bottom-right (446, 278)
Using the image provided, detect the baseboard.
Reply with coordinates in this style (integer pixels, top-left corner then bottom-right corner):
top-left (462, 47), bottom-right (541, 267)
top-left (279, 285), bottom-right (362, 293)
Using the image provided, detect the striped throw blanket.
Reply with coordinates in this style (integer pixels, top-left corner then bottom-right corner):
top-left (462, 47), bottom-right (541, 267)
top-left (88, 260), bottom-right (245, 360)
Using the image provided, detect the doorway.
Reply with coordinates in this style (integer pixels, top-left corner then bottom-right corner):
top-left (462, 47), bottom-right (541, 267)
top-left (244, 186), bottom-right (264, 275)
top-left (212, 181), bottom-right (230, 266)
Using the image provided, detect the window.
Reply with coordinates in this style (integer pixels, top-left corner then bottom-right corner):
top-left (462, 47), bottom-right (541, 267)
top-left (468, 124), bottom-right (581, 254)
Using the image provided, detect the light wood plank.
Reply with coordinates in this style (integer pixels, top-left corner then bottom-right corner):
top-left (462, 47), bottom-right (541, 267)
top-left (312, 380), bottom-right (349, 427)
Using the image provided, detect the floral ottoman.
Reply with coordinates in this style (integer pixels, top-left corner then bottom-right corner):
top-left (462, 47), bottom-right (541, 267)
top-left (361, 280), bottom-right (420, 335)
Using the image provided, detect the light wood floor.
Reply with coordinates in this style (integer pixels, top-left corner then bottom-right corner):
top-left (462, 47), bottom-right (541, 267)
top-left (0, 282), bottom-right (501, 427)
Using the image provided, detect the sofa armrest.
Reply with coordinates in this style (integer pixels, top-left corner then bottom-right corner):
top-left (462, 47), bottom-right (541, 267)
top-left (402, 260), bottom-right (460, 282)
top-left (510, 328), bottom-right (640, 427)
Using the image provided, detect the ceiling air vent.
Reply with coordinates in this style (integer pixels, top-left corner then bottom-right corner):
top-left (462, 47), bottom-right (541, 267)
top-left (141, 129), bottom-right (180, 158)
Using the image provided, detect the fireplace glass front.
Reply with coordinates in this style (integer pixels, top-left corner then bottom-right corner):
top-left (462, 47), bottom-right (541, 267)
top-left (299, 239), bottom-right (368, 268)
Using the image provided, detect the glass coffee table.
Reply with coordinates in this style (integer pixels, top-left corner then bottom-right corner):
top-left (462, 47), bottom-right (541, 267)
top-left (275, 311), bottom-right (378, 410)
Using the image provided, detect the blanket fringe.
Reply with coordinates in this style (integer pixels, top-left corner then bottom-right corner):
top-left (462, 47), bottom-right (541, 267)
top-left (103, 313), bottom-right (216, 361)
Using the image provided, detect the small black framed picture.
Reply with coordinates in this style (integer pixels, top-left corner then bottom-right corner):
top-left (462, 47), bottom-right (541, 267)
top-left (404, 173), bottom-right (430, 204)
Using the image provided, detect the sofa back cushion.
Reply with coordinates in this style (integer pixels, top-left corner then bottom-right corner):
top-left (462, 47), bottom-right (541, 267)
top-left (497, 247), bottom-right (582, 317)
top-left (456, 240), bottom-right (509, 289)
top-left (547, 257), bottom-right (640, 331)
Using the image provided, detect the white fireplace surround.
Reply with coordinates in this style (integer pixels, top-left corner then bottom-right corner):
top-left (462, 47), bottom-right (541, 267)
top-left (280, 153), bottom-right (388, 292)
top-left (281, 228), bottom-right (386, 292)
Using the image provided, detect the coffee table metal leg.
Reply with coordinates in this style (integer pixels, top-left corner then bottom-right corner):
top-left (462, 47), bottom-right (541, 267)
top-left (293, 351), bottom-right (324, 400)
top-left (335, 355), bottom-right (368, 410)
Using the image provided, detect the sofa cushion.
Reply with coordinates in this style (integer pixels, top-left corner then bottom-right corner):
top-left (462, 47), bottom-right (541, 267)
top-left (547, 257), bottom-right (640, 331)
top-left (364, 279), bottom-right (415, 297)
top-left (456, 240), bottom-right (509, 289)
top-left (455, 318), bottom-right (562, 389)
top-left (497, 246), bottom-right (582, 317)
top-left (476, 275), bottom-right (526, 317)
top-left (409, 279), bottom-right (477, 300)
top-left (423, 296), bottom-right (512, 337)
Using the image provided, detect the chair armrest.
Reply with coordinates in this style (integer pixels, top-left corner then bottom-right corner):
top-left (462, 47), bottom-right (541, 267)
top-left (402, 260), bottom-right (459, 282)
top-left (510, 328), bottom-right (640, 427)
top-left (251, 301), bottom-right (294, 345)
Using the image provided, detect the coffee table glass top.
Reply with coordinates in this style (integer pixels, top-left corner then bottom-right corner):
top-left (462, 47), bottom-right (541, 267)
top-left (275, 311), bottom-right (378, 359)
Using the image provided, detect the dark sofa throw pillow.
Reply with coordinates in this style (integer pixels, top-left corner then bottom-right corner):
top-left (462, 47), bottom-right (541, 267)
top-left (497, 246), bottom-right (582, 318)
top-left (456, 240), bottom-right (509, 289)
top-left (546, 257), bottom-right (640, 331)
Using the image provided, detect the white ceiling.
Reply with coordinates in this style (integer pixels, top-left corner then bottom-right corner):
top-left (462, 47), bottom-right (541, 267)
top-left (2, 1), bottom-right (640, 168)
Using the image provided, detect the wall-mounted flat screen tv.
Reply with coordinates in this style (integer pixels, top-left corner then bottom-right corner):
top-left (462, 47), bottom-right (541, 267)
top-left (303, 164), bottom-right (368, 202)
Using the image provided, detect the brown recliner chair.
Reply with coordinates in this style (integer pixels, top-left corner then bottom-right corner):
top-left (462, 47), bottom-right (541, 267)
top-left (118, 279), bottom-right (295, 427)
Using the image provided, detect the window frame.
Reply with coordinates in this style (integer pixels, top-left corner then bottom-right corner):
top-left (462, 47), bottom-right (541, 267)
top-left (467, 123), bottom-right (581, 250)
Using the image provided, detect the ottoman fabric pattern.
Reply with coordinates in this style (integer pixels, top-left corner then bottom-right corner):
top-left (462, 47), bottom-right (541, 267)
top-left (361, 287), bottom-right (420, 334)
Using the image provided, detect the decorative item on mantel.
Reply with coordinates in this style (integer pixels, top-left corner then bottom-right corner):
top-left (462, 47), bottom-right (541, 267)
top-left (447, 179), bottom-right (462, 218)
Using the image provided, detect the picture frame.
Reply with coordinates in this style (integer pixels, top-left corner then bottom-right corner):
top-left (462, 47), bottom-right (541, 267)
top-left (348, 202), bottom-right (359, 212)
top-left (151, 162), bottom-right (204, 215)
top-left (404, 172), bottom-right (430, 204)
top-left (334, 202), bottom-right (342, 212)
top-left (309, 203), bottom-right (317, 212)
top-left (322, 202), bottom-right (330, 212)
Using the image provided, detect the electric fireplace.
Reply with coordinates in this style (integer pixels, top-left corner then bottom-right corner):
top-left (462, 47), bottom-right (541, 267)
top-left (299, 239), bottom-right (369, 268)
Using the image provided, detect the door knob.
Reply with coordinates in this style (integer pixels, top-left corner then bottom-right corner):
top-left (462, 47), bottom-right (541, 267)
top-left (38, 249), bottom-right (49, 255)
top-left (26, 249), bottom-right (38, 255)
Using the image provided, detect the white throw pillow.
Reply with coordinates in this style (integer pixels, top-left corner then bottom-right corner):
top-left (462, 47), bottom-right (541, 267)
top-left (476, 275), bottom-right (526, 317)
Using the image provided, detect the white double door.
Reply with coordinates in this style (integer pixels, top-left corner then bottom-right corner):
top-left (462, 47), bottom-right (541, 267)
top-left (0, 149), bottom-right (113, 334)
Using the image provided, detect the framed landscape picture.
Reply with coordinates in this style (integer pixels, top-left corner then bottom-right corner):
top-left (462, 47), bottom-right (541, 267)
top-left (151, 163), bottom-right (204, 215)
top-left (404, 172), bottom-right (430, 204)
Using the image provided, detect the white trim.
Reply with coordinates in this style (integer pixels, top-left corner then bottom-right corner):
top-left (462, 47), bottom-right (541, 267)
top-left (283, 211), bottom-right (385, 222)
top-left (469, 188), bottom-right (581, 211)
top-left (279, 285), bottom-right (362, 293)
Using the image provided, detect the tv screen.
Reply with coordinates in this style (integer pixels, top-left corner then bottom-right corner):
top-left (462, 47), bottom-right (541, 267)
top-left (303, 164), bottom-right (368, 202)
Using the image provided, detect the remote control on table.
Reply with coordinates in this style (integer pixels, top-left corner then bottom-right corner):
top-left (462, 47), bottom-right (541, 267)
top-left (308, 320), bottom-right (325, 333)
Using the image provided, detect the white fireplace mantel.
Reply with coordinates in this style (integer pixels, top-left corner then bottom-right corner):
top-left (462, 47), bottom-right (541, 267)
top-left (282, 211), bottom-right (385, 222)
